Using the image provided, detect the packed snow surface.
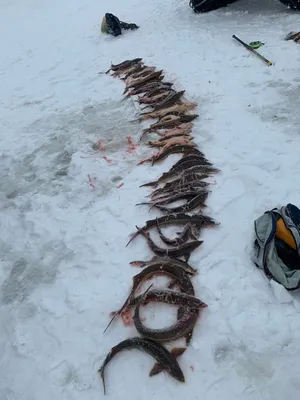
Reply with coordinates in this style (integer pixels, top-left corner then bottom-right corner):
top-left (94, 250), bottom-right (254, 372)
top-left (1, 0), bottom-right (300, 398)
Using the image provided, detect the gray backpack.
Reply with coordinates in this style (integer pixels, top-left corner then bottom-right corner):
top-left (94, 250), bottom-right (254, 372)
top-left (253, 203), bottom-right (300, 290)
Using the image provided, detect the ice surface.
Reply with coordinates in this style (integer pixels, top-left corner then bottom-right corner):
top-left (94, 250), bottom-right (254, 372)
top-left (1, 0), bottom-right (300, 399)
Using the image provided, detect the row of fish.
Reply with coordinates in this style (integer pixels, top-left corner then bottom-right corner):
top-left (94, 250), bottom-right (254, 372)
top-left (99, 58), bottom-right (220, 394)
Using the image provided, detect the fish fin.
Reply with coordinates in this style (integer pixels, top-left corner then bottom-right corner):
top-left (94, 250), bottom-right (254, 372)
top-left (171, 347), bottom-right (187, 358)
top-left (149, 347), bottom-right (187, 377)
top-left (149, 362), bottom-right (164, 377)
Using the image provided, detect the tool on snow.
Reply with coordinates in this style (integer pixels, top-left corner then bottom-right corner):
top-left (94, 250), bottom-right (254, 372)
top-left (248, 41), bottom-right (265, 49)
top-left (232, 35), bottom-right (273, 66)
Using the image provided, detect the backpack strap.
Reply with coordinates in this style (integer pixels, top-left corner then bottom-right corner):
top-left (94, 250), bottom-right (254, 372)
top-left (254, 205), bottom-right (300, 290)
top-left (254, 209), bottom-right (278, 280)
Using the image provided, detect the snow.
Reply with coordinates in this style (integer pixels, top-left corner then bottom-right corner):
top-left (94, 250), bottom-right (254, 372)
top-left (2, 0), bottom-right (300, 398)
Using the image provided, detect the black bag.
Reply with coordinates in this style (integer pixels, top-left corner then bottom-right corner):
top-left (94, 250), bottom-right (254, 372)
top-left (189, 0), bottom-right (238, 13)
top-left (105, 13), bottom-right (122, 37)
top-left (105, 13), bottom-right (139, 37)
top-left (278, 0), bottom-right (300, 9)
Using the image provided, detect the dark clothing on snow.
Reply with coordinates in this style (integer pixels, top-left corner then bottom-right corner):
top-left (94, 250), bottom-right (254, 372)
top-left (101, 13), bottom-right (139, 37)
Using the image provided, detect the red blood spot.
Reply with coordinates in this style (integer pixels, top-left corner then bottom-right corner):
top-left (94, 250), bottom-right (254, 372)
top-left (103, 156), bottom-right (112, 163)
top-left (126, 136), bottom-right (140, 153)
top-left (117, 183), bottom-right (124, 189)
top-left (109, 311), bottom-right (117, 317)
top-left (88, 175), bottom-right (96, 190)
top-left (121, 309), bottom-right (134, 326)
top-left (189, 365), bottom-right (195, 372)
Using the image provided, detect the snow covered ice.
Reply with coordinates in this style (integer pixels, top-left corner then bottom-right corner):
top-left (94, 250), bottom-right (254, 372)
top-left (2, 0), bottom-right (300, 398)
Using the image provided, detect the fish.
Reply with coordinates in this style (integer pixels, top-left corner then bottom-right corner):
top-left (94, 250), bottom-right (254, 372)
top-left (125, 288), bottom-right (208, 310)
top-left (147, 174), bottom-right (210, 196)
top-left (124, 70), bottom-right (164, 93)
top-left (148, 135), bottom-right (194, 148)
top-left (123, 66), bottom-right (156, 81)
top-left (112, 62), bottom-right (143, 78)
top-left (152, 159), bottom-right (214, 184)
top-left (153, 192), bottom-right (210, 214)
top-left (141, 114), bottom-right (199, 137)
top-left (138, 143), bottom-right (200, 166)
top-left (130, 263), bottom-right (195, 295)
top-left (156, 222), bottom-right (199, 247)
top-left (122, 81), bottom-right (173, 100)
top-left (133, 296), bottom-right (200, 342)
top-left (174, 164), bottom-right (220, 177)
top-left (151, 90), bottom-right (186, 111)
top-left (126, 212), bottom-right (218, 246)
top-left (137, 190), bottom-right (208, 210)
top-left (168, 154), bottom-right (211, 170)
top-left (156, 136), bottom-right (196, 149)
top-left (102, 263), bottom-right (196, 333)
top-left (150, 144), bottom-right (201, 165)
top-left (139, 84), bottom-right (176, 100)
top-left (105, 58), bottom-right (143, 74)
top-left (135, 225), bottom-right (203, 261)
top-left (142, 137), bottom-right (196, 154)
top-left (151, 180), bottom-right (212, 201)
top-left (155, 130), bottom-right (194, 142)
top-left (129, 287), bottom-right (205, 346)
top-left (138, 91), bottom-right (172, 105)
top-left (155, 123), bottom-right (194, 137)
top-left (140, 103), bottom-right (197, 121)
top-left (98, 337), bottom-right (186, 394)
top-left (143, 160), bottom-right (214, 188)
top-left (130, 255), bottom-right (198, 275)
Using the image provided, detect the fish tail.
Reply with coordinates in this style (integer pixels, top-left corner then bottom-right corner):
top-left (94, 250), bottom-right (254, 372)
top-left (98, 367), bottom-right (106, 395)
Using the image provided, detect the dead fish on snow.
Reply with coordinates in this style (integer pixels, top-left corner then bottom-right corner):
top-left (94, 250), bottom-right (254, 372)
top-left (156, 221), bottom-right (199, 247)
top-left (98, 337), bottom-right (186, 394)
top-left (126, 212), bottom-right (218, 246)
top-left (122, 66), bottom-right (156, 81)
top-left (102, 263), bottom-right (196, 333)
top-left (138, 103), bottom-right (197, 121)
top-left (122, 81), bottom-right (173, 101)
top-left (138, 90), bottom-right (172, 105)
top-left (105, 58), bottom-right (143, 74)
top-left (133, 290), bottom-right (200, 342)
top-left (135, 225), bottom-right (203, 261)
top-left (130, 255), bottom-right (198, 275)
top-left (151, 90), bottom-right (186, 112)
top-left (123, 70), bottom-right (164, 94)
top-left (141, 114), bottom-right (199, 138)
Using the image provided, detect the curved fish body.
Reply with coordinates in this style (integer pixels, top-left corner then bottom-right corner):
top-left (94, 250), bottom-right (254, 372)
top-left (126, 288), bottom-right (208, 309)
top-left (130, 255), bottom-right (198, 276)
top-left (126, 212), bottom-right (218, 246)
top-left (136, 226), bottom-right (203, 260)
top-left (98, 337), bottom-right (185, 394)
top-left (133, 302), bottom-right (200, 342)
